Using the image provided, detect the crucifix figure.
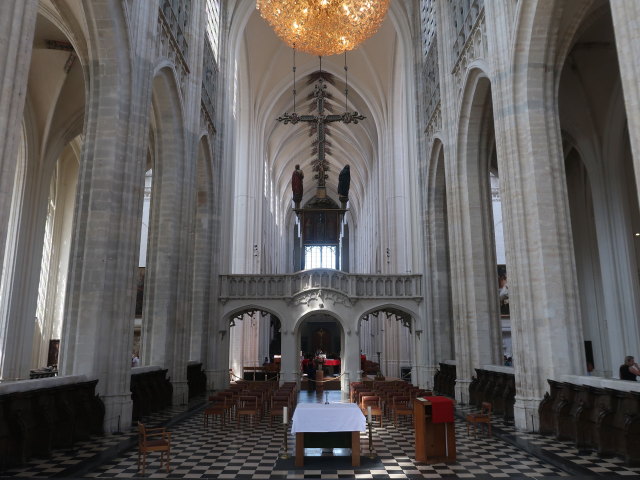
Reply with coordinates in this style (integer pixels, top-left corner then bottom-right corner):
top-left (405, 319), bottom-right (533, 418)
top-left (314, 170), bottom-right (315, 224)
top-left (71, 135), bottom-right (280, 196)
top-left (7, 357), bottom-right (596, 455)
top-left (278, 77), bottom-right (365, 194)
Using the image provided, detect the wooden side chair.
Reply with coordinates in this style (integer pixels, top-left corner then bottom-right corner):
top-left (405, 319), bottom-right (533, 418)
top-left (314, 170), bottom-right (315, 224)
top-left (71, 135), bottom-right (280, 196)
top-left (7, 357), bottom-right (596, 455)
top-left (466, 402), bottom-right (492, 437)
top-left (237, 395), bottom-right (260, 426)
top-left (137, 422), bottom-right (171, 475)
top-left (203, 399), bottom-right (226, 429)
top-left (268, 398), bottom-right (289, 426)
top-left (361, 395), bottom-right (384, 427)
top-left (391, 395), bottom-right (413, 427)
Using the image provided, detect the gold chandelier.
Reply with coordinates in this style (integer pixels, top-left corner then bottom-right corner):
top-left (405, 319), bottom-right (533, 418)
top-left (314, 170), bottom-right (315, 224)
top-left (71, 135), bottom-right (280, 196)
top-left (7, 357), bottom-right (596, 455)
top-left (256, 0), bottom-right (390, 57)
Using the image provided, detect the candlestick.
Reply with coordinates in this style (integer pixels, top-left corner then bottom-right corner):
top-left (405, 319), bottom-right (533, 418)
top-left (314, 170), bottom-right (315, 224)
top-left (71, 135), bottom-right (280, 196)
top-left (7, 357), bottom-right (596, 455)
top-left (367, 405), bottom-right (372, 424)
top-left (281, 409), bottom-right (290, 459)
top-left (367, 417), bottom-right (375, 459)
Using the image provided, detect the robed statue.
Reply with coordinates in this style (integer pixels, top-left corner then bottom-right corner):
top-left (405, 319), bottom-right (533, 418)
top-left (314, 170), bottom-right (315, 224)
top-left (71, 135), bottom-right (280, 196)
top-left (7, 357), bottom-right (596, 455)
top-left (338, 165), bottom-right (350, 204)
top-left (292, 164), bottom-right (304, 208)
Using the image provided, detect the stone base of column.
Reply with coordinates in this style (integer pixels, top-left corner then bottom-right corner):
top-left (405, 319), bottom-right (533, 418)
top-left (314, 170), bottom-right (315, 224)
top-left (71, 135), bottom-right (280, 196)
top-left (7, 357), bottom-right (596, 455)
top-left (341, 371), bottom-right (353, 392)
top-left (514, 395), bottom-right (542, 432)
top-left (172, 380), bottom-right (189, 406)
top-left (206, 369), bottom-right (229, 391)
top-left (416, 364), bottom-right (437, 389)
top-left (102, 392), bottom-right (133, 434)
top-left (455, 378), bottom-right (471, 405)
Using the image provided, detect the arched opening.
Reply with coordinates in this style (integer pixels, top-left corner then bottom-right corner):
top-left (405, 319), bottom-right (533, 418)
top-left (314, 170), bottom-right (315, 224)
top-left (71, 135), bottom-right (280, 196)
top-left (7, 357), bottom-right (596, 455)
top-left (190, 137), bottom-right (215, 363)
top-left (559, 4), bottom-right (640, 377)
top-left (229, 309), bottom-right (282, 382)
top-left (298, 313), bottom-right (344, 392)
top-left (0, 10), bottom-right (86, 380)
top-left (33, 137), bottom-right (81, 371)
top-left (427, 141), bottom-right (455, 368)
top-left (359, 308), bottom-right (414, 382)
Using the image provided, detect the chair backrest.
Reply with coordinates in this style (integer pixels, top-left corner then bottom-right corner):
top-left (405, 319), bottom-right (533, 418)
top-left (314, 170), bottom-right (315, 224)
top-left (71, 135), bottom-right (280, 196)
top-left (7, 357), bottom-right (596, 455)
top-left (481, 402), bottom-right (492, 416)
top-left (392, 395), bottom-right (410, 408)
top-left (361, 395), bottom-right (381, 408)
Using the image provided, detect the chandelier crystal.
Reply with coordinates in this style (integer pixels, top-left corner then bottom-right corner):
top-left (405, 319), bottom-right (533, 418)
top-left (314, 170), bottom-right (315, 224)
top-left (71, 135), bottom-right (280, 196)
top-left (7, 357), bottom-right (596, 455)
top-left (256, 0), bottom-right (390, 57)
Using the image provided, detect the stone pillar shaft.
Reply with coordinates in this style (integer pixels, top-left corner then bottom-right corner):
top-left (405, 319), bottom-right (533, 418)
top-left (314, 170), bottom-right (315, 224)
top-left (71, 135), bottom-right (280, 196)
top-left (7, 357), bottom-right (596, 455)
top-left (611, 1), bottom-right (640, 208)
top-left (0, 1), bottom-right (38, 380)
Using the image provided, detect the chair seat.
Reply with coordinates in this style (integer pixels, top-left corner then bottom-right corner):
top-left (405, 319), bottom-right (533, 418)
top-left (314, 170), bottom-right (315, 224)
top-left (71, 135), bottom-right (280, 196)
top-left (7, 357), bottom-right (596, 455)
top-left (466, 402), bottom-right (492, 437)
top-left (466, 413), bottom-right (489, 421)
top-left (143, 439), bottom-right (170, 449)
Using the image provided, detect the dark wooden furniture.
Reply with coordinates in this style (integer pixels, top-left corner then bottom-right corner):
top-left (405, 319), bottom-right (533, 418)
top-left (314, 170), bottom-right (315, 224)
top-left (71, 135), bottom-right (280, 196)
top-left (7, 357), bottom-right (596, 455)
top-left (538, 379), bottom-right (640, 465)
top-left (466, 402), bottom-right (492, 437)
top-left (0, 378), bottom-right (104, 469)
top-left (130, 368), bottom-right (172, 421)
top-left (413, 397), bottom-right (456, 464)
top-left (137, 422), bottom-right (171, 475)
top-left (433, 363), bottom-right (456, 398)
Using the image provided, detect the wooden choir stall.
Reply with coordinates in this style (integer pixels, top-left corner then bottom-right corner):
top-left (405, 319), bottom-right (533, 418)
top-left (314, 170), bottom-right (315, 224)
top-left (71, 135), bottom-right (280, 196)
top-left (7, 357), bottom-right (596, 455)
top-left (413, 396), bottom-right (456, 464)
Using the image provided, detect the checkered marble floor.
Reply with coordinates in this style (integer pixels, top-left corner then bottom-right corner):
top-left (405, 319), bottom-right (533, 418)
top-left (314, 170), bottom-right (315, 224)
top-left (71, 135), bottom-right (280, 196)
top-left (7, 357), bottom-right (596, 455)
top-left (3, 392), bottom-right (640, 479)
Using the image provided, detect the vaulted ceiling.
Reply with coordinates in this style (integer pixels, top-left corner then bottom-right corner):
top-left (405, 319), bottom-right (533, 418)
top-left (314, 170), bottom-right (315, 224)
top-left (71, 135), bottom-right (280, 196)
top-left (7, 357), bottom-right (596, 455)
top-left (238, 4), bottom-right (403, 228)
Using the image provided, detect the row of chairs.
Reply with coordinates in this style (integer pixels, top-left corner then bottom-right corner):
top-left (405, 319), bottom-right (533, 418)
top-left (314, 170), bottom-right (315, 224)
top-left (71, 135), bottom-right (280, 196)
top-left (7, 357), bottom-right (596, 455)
top-left (351, 380), bottom-right (432, 427)
top-left (204, 380), bottom-right (298, 428)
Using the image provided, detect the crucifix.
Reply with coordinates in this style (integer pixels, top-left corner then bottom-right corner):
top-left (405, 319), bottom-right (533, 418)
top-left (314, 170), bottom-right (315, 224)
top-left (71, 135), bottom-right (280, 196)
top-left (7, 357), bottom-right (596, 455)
top-left (278, 66), bottom-right (365, 198)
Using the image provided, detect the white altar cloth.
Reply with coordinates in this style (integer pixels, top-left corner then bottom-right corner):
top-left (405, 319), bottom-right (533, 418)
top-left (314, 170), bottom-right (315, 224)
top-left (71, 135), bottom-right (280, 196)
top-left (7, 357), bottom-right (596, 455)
top-left (291, 403), bottom-right (366, 434)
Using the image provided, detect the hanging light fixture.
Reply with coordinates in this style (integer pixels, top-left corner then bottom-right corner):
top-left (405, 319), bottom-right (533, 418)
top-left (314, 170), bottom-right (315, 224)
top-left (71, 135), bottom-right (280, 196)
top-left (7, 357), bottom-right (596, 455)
top-left (256, 0), bottom-right (390, 57)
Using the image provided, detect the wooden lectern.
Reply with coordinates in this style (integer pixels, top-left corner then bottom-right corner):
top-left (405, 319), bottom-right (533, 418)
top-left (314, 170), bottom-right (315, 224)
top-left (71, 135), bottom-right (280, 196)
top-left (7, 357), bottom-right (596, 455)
top-left (413, 397), bottom-right (456, 464)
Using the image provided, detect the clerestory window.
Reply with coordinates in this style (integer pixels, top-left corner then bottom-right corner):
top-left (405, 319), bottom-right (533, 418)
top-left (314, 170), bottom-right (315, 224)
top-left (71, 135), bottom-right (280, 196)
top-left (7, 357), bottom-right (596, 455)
top-left (304, 245), bottom-right (337, 269)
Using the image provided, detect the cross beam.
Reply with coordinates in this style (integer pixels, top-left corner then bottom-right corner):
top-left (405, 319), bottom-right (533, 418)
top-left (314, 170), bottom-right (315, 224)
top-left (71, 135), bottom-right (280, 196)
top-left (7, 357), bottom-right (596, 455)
top-left (278, 78), bottom-right (365, 189)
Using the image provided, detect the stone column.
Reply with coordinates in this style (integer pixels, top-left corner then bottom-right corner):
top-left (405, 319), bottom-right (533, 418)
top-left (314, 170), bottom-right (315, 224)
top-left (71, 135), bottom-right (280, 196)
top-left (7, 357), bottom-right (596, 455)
top-left (60, 0), bottom-right (157, 433)
top-left (0, 1), bottom-right (38, 380)
top-left (435, 0), bottom-right (502, 405)
top-left (342, 326), bottom-right (360, 393)
top-left (485, 0), bottom-right (585, 431)
top-left (280, 328), bottom-right (298, 384)
top-left (0, 1), bottom-right (37, 275)
top-left (611, 1), bottom-right (640, 205)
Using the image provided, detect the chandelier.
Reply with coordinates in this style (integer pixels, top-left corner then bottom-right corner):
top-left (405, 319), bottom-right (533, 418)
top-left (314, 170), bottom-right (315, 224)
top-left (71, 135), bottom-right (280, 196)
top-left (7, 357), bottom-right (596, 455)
top-left (256, 0), bottom-right (390, 57)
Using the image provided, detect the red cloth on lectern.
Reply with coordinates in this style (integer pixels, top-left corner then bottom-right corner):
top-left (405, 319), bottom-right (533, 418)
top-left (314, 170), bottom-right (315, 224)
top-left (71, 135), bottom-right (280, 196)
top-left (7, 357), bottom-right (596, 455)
top-left (424, 396), bottom-right (454, 423)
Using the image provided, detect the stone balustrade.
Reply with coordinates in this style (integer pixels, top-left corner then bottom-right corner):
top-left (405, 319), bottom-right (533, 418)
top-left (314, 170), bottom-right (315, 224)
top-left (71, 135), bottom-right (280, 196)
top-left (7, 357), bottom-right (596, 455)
top-left (469, 366), bottom-right (515, 419)
top-left (220, 269), bottom-right (422, 301)
top-left (539, 376), bottom-right (640, 465)
top-left (0, 376), bottom-right (104, 468)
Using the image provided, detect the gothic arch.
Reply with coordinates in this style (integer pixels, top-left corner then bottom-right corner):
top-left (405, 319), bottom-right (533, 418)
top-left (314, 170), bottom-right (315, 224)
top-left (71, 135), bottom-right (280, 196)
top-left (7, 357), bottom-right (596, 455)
top-left (190, 135), bottom-right (216, 362)
top-left (141, 66), bottom-right (188, 371)
top-left (425, 139), bottom-right (454, 364)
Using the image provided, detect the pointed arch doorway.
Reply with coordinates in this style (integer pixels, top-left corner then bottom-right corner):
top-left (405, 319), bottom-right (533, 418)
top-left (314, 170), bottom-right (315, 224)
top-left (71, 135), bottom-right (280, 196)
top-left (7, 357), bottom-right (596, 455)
top-left (298, 313), bottom-right (344, 390)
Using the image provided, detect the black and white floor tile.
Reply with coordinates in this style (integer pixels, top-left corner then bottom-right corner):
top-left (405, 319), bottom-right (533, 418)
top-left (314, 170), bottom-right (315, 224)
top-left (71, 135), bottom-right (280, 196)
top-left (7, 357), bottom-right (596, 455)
top-left (2, 391), bottom-right (640, 479)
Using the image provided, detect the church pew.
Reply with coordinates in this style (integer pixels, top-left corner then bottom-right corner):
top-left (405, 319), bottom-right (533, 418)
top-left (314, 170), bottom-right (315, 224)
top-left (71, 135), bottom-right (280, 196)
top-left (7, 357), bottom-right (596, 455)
top-left (538, 376), bottom-right (640, 466)
top-left (0, 376), bottom-right (104, 468)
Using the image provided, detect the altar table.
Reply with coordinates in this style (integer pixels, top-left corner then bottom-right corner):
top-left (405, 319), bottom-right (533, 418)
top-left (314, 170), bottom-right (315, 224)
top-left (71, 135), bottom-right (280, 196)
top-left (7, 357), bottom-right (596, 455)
top-left (291, 403), bottom-right (366, 466)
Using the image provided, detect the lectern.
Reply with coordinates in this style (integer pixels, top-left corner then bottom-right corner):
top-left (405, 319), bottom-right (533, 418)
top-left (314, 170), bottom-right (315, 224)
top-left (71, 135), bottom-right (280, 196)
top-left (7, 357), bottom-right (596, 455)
top-left (413, 396), bottom-right (456, 464)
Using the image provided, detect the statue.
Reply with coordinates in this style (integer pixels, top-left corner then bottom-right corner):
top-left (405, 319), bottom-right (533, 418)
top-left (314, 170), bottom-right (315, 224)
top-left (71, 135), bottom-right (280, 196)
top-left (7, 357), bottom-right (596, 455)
top-left (292, 164), bottom-right (304, 208)
top-left (338, 164), bottom-right (350, 203)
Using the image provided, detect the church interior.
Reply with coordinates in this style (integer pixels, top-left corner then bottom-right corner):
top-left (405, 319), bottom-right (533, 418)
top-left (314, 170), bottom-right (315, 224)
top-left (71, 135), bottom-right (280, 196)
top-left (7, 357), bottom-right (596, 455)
top-left (1, 0), bottom-right (640, 478)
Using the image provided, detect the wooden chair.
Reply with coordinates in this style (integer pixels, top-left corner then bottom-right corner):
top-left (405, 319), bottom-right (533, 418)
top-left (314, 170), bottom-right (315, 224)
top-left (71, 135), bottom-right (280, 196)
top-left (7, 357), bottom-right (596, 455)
top-left (268, 398), bottom-right (289, 426)
top-left (466, 402), bottom-right (492, 437)
top-left (203, 399), bottom-right (226, 429)
top-left (361, 395), bottom-right (384, 427)
top-left (237, 395), bottom-right (260, 426)
top-left (137, 422), bottom-right (171, 475)
top-left (391, 395), bottom-right (413, 426)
